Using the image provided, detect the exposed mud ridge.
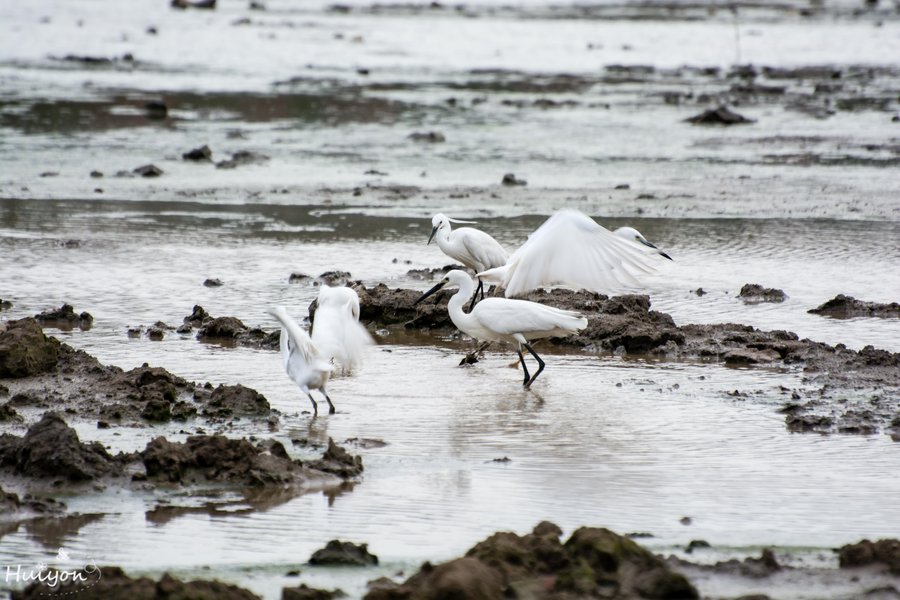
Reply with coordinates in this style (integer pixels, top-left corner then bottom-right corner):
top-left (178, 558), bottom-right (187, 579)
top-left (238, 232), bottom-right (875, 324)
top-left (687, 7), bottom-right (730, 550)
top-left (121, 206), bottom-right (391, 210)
top-left (11, 566), bottom-right (261, 600)
top-left (738, 283), bottom-right (787, 303)
top-left (0, 411), bottom-right (361, 492)
top-left (364, 521), bottom-right (697, 599)
top-left (0, 413), bottom-right (123, 482)
top-left (809, 294), bottom-right (900, 319)
top-left (364, 285), bottom-right (900, 436)
top-left (140, 435), bottom-right (344, 487)
top-left (0, 318), bottom-right (280, 426)
top-left (184, 304), bottom-right (277, 349)
top-left (838, 539), bottom-right (900, 574)
top-left (309, 539), bottom-right (379, 566)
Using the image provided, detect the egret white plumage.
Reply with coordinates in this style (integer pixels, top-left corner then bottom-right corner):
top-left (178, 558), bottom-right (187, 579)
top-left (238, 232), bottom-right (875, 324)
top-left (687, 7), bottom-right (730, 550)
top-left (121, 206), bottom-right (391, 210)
top-left (414, 270), bottom-right (588, 388)
top-left (267, 305), bottom-right (335, 415)
top-left (310, 285), bottom-right (374, 375)
top-left (427, 213), bottom-right (508, 309)
top-left (478, 209), bottom-right (671, 298)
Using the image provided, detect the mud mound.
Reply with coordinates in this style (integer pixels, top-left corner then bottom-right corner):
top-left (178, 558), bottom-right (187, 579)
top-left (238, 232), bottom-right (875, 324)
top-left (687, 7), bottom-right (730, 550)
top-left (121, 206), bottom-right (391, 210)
top-left (202, 383), bottom-right (271, 417)
top-left (11, 566), bottom-right (261, 600)
top-left (0, 318), bottom-right (60, 377)
top-left (838, 539), bottom-right (900, 574)
top-left (739, 283), bottom-right (787, 303)
top-left (357, 283), bottom-right (454, 329)
top-left (34, 303), bottom-right (94, 329)
top-left (140, 435), bottom-right (362, 487)
top-left (309, 540), bottom-right (378, 566)
top-left (809, 294), bottom-right (900, 319)
top-left (365, 521), bottom-right (697, 599)
top-left (307, 438), bottom-right (365, 478)
top-left (0, 413), bottom-right (122, 482)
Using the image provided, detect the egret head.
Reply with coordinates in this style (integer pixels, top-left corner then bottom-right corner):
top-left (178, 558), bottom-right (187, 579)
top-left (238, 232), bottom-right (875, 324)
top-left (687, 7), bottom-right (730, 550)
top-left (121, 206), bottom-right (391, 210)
top-left (613, 226), bottom-right (672, 260)
top-left (413, 269), bottom-right (469, 305)
top-left (428, 213), bottom-right (450, 245)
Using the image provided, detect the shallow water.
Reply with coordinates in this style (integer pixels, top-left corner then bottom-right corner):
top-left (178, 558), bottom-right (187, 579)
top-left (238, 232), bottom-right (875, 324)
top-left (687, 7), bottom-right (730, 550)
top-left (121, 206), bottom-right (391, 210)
top-left (2, 0), bottom-right (900, 597)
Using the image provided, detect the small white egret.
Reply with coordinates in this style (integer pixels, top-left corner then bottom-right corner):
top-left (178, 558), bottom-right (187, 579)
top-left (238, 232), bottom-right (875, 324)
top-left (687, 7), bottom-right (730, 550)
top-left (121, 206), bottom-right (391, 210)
top-left (478, 209), bottom-right (672, 298)
top-left (267, 305), bottom-right (335, 415)
top-left (415, 270), bottom-right (588, 388)
top-left (428, 213), bottom-right (508, 309)
top-left (310, 285), bottom-right (374, 375)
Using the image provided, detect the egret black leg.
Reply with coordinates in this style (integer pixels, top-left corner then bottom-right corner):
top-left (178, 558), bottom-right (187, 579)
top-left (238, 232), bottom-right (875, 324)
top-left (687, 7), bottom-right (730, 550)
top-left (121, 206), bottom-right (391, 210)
top-left (306, 393), bottom-right (318, 415)
top-left (516, 348), bottom-right (531, 386)
top-left (467, 279), bottom-right (484, 312)
top-left (523, 343), bottom-right (545, 388)
top-left (323, 392), bottom-right (336, 414)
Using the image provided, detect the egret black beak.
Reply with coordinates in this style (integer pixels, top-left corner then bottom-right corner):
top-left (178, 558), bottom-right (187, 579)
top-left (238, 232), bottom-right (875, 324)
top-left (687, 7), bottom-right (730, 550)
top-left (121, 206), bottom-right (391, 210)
top-left (637, 237), bottom-right (673, 260)
top-left (427, 226), bottom-right (438, 245)
top-left (414, 279), bottom-right (447, 305)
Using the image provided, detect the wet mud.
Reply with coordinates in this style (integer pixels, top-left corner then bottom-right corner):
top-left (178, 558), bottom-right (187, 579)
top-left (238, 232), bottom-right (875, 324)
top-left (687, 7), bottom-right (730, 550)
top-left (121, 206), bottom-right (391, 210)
top-left (809, 294), bottom-right (900, 319)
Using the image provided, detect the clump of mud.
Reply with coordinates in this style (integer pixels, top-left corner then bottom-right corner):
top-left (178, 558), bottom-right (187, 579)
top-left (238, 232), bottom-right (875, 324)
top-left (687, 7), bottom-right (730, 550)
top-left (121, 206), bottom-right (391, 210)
top-left (11, 566), bottom-right (261, 600)
top-left (738, 283), bottom-right (787, 303)
top-left (809, 294), bottom-right (900, 319)
top-left (309, 539), bottom-right (378, 566)
top-left (364, 521), bottom-right (697, 599)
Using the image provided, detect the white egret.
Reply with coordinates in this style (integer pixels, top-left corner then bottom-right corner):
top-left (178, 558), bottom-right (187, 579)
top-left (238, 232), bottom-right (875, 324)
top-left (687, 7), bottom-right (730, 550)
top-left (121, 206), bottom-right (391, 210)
top-left (427, 213), bottom-right (508, 309)
top-left (414, 270), bottom-right (588, 388)
top-left (478, 209), bottom-right (671, 298)
top-left (267, 305), bottom-right (335, 415)
top-left (310, 285), bottom-right (374, 375)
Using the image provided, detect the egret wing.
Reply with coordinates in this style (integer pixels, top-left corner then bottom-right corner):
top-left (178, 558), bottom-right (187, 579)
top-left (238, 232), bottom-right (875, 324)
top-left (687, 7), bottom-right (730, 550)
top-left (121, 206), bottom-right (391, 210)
top-left (502, 209), bottom-right (660, 297)
top-left (458, 228), bottom-right (508, 272)
top-left (473, 298), bottom-right (587, 337)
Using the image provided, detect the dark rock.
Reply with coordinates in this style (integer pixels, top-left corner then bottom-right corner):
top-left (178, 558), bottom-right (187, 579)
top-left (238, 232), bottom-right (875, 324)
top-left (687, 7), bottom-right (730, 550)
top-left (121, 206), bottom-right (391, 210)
top-left (0, 413), bottom-right (122, 482)
top-left (198, 316), bottom-right (248, 338)
top-left (0, 403), bottom-right (21, 422)
top-left (0, 318), bottom-right (60, 377)
top-left (184, 304), bottom-right (212, 328)
top-left (145, 101), bottom-right (168, 119)
top-left (282, 584), bottom-right (344, 600)
top-left (685, 539), bottom-right (711, 553)
top-left (141, 434), bottom-right (296, 486)
top-left (11, 566), bottom-right (260, 600)
top-left (407, 131), bottom-right (446, 143)
top-left (204, 384), bottom-right (271, 417)
top-left (501, 172), bottom-right (527, 186)
top-left (712, 549), bottom-right (782, 578)
top-left (90, 170), bottom-right (103, 178)
top-left (133, 164), bottom-right (163, 177)
top-left (365, 523), bottom-right (697, 599)
top-left (203, 277), bottom-right (224, 287)
top-left (307, 438), bottom-right (364, 478)
top-left (0, 298), bottom-right (12, 310)
top-left (739, 283), bottom-right (787, 303)
top-left (172, 0), bottom-right (217, 8)
top-left (141, 398), bottom-right (172, 422)
top-left (838, 539), bottom-right (900, 574)
top-left (309, 540), bottom-right (378, 566)
top-left (289, 273), bottom-right (312, 284)
top-left (183, 145), bottom-right (213, 161)
top-left (686, 106), bottom-right (755, 125)
top-left (724, 348), bottom-right (781, 365)
top-left (34, 303), bottom-right (94, 329)
top-left (809, 294), bottom-right (900, 319)
top-left (316, 271), bottom-right (353, 286)
top-left (215, 150), bottom-right (269, 169)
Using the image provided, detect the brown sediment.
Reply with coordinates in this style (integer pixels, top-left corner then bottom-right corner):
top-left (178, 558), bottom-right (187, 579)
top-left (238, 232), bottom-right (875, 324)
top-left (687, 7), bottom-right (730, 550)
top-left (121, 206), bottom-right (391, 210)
top-left (809, 294), bottom-right (900, 319)
top-left (363, 521), bottom-right (698, 599)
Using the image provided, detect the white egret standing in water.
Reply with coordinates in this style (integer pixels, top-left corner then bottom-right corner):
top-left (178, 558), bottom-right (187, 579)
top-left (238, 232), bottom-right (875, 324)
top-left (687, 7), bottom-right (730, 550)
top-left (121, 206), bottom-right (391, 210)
top-left (310, 285), bottom-right (373, 375)
top-left (478, 208), bottom-right (672, 298)
top-left (415, 270), bottom-right (588, 388)
top-left (267, 305), bottom-right (335, 415)
top-left (427, 213), bottom-right (508, 310)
